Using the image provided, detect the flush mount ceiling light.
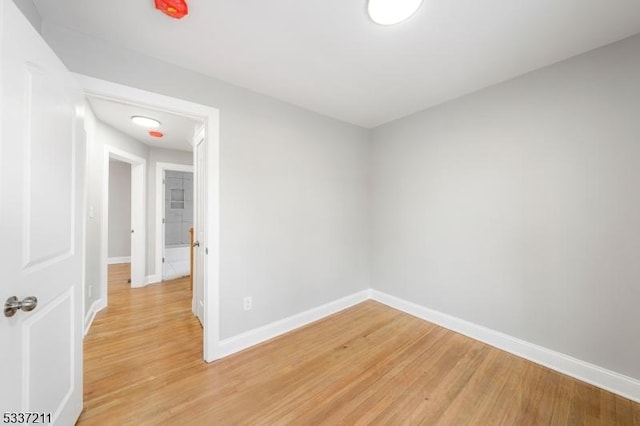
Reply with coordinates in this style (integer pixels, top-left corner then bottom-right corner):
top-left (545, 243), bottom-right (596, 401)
top-left (131, 116), bottom-right (161, 128)
top-left (368, 0), bottom-right (423, 25)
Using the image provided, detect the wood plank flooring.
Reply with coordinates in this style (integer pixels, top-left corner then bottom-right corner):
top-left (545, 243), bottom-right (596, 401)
top-left (79, 263), bottom-right (640, 425)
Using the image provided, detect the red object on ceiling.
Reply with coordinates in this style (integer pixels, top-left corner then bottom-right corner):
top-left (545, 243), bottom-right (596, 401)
top-left (155, 0), bottom-right (188, 19)
top-left (149, 131), bottom-right (164, 138)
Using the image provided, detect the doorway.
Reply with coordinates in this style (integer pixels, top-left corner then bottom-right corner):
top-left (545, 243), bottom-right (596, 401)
top-left (107, 159), bottom-right (131, 266)
top-left (103, 148), bottom-right (146, 290)
top-left (160, 165), bottom-right (195, 282)
top-left (79, 74), bottom-right (221, 362)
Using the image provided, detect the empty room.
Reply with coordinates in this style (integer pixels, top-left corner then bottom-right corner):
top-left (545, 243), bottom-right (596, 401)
top-left (1, 0), bottom-right (640, 424)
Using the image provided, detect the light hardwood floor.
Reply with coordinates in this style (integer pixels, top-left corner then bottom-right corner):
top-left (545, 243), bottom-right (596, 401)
top-left (79, 263), bottom-right (640, 425)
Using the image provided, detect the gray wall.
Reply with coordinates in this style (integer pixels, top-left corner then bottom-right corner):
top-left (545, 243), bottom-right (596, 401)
top-left (46, 24), bottom-right (371, 339)
top-left (10, 0), bottom-right (41, 33)
top-left (371, 34), bottom-right (640, 380)
top-left (107, 159), bottom-right (131, 258)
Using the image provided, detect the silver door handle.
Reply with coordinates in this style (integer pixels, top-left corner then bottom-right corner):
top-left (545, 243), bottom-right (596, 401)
top-left (4, 296), bottom-right (38, 318)
top-left (193, 241), bottom-right (200, 247)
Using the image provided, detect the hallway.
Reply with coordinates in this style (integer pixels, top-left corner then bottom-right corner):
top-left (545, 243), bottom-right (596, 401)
top-left (79, 264), bottom-right (202, 424)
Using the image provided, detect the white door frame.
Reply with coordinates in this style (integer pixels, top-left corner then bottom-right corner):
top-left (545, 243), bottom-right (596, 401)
top-left (193, 129), bottom-right (206, 325)
top-left (103, 147), bottom-right (147, 294)
top-left (155, 162), bottom-right (194, 282)
top-left (77, 74), bottom-right (221, 362)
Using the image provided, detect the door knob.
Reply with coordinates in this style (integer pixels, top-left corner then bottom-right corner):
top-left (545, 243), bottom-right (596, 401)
top-left (4, 296), bottom-right (38, 318)
top-left (193, 241), bottom-right (200, 247)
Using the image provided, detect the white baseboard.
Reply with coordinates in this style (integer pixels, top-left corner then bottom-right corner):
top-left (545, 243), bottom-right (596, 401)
top-left (369, 290), bottom-right (640, 403)
top-left (217, 290), bottom-right (371, 359)
top-left (107, 256), bottom-right (131, 265)
top-left (129, 274), bottom-right (162, 288)
top-left (144, 275), bottom-right (162, 286)
top-left (84, 298), bottom-right (107, 337)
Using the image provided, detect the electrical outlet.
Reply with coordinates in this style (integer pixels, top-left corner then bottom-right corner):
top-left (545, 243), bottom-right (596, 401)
top-left (243, 296), bottom-right (252, 311)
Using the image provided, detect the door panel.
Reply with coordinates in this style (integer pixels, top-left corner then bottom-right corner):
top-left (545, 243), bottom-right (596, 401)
top-left (194, 137), bottom-right (206, 325)
top-left (24, 64), bottom-right (75, 269)
top-left (130, 163), bottom-right (145, 286)
top-left (0, 0), bottom-right (84, 423)
top-left (24, 289), bottom-right (74, 414)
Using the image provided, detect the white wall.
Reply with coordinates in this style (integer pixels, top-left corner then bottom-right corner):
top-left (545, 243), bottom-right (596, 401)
top-left (47, 24), bottom-right (371, 339)
top-left (83, 105), bottom-right (101, 313)
top-left (83, 103), bottom-right (149, 314)
top-left (108, 159), bottom-right (131, 259)
top-left (371, 34), bottom-right (640, 381)
top-left (10, 0), bottom-right (41, 33)
top-left (147, 148), bottom-right (193, 275)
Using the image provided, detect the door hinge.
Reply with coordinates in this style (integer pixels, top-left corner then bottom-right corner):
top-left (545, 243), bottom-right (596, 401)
top-left (162, 218), bottom-right (165, 224)
top-left (162, 257), bottom-right (165, 263)
top-left (205, 248), bottom-right (208, 255)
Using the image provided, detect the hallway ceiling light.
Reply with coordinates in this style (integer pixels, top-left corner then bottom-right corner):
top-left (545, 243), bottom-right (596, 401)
top-left (131, 116), bottom-right (161, 128)
top-left (368, 0), bottom-right (423, 25)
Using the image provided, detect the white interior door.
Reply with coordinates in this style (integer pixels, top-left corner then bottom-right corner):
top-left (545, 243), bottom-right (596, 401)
top-left (194, 136), bottom-right (206, 325)
top-left (0, 0), bottom-right (84, 423)
top-left (162, 170), bottom-right (167, 280)
top-left (130, 162), bottom-right (145, 286)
